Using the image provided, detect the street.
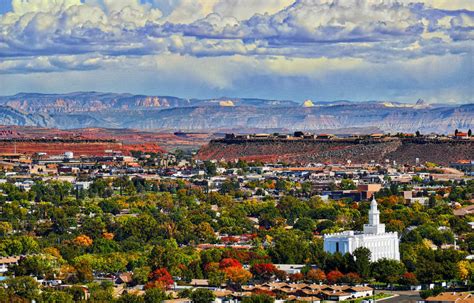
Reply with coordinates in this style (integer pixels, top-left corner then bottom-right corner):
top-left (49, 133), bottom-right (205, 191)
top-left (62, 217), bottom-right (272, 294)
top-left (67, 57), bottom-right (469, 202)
top-left (380, 290), bottom-right (422, 303)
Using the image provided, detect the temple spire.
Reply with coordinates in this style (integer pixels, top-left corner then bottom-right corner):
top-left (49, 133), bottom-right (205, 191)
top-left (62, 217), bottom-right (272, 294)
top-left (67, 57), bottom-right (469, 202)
top-left (364, 196), bottom-right (385, 234)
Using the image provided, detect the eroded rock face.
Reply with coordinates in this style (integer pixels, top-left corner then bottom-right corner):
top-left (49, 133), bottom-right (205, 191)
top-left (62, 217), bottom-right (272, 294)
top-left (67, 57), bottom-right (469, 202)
top-left (0, 92), bottom-right (472, 133)
top-left (196, 138), bottom-right (474, 165)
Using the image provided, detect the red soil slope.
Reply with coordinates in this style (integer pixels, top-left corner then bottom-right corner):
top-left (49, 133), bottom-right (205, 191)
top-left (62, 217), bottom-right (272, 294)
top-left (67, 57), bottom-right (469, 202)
top-left (0, 126), bottom-right (213, 151)
top-left (0, 140), bottom-right (163, 156)
top-left (197, 138), bottom-right (474, 165)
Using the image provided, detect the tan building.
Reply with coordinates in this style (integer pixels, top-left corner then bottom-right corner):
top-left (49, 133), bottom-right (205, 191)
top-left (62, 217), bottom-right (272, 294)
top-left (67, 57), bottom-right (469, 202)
top-left (358, 184), bottom-right (382, 199)
top-left (425, 292), bottom-right (474, 303)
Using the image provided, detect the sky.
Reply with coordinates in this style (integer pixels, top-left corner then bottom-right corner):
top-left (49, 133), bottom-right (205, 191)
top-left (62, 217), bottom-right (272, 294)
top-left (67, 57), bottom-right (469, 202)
top-left (0, 0), bottom-right (472, 103)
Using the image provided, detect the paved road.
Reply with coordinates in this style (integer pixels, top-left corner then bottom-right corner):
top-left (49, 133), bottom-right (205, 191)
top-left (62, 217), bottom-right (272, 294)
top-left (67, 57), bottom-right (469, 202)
top-left (379, 290), bottom-right (422, 303)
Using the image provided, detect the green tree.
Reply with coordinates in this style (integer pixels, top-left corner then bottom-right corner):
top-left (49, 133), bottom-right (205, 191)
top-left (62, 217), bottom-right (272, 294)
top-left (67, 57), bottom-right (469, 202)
top-left (293, 217), bottom-right (316, 234)
top-left (371, 259), bottom-right (406, 284)
top-left (39, 290), bottom-right (74, 303)
top-left (242, 294), bottom-right (275, 303)
top-left (0, 222), bottom-right (12, 236)
top-left (204, 161), bottom-right (218, 176)
top-left (12, 255), bottom-right (60, 279)
top-left (190, 288), bottom-right (216, 303)
top-left (148, 239), bottom-right (186, 274)
top-left (277, 196), bottom-right (309, 224)
top-left (6, 276), bottom-right (40, 300)
top-left (269, 229), bottom-right (309, 264)
top-left (117, 293), bottom-right (145, 303)
top-left (352, 247), bottom-right (371, 278)
top-left (144, 288), bottom-right (168, 303)
top-left (340, 179), bottom-right (356, 190)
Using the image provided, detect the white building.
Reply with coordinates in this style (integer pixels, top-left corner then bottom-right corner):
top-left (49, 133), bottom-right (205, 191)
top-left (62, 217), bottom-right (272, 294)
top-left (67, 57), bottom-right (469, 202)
top-left (323, 197), bottom-right (400, 261)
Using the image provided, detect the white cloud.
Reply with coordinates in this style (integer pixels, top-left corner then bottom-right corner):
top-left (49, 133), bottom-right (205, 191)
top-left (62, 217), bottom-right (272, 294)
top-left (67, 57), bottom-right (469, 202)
top-left (11, 0), bottom-right (81, 15)
top-left (213, 0), bottom-right (294, 19)
top-left (1, 0), bottom-right (472, 62)
top-left (0, 0), bottom-right (472, 103)
top-left (420, 0), bottom-right (474, 10)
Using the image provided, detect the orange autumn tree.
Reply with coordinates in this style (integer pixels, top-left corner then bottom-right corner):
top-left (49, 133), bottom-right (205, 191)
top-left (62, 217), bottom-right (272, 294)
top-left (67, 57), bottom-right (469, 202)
top-left (217, 257), bottom-right (252, 286)
top-left (224, 266), bottom-right (252, 285)
top-left (102, 232), bottom-right (114, 240)
top-left (306, 269), bottom-right (326, 283)
top-left (73, 235), bottom-right (93, 247)
top-left (327, 270), bottom-right (344, 284)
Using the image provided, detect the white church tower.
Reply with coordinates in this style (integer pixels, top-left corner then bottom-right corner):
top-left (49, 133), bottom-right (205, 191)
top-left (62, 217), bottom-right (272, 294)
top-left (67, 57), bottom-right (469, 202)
top-left (323, 197), bottom-right (400, 261)
top-left (363, 197), bottom-right (386, 234)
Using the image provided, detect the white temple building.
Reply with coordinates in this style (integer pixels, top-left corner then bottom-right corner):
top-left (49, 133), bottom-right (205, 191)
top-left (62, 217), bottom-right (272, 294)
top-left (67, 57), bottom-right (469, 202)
top-left (323, 197), bottom-right (400, 261)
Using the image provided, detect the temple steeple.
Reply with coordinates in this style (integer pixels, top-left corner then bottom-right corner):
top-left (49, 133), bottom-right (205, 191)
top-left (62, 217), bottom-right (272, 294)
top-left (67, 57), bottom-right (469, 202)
top-left (369, 196), bottom-right (380, 225)
top-left (363, 197), bottom-right (385, 234)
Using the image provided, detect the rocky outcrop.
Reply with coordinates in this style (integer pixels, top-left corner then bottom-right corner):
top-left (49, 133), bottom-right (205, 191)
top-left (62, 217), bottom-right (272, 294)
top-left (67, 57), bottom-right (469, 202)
top-left (0, 106), bottom-right (55, 127)
top-left (0, 92), bottom-right (471, 133)
top-left (196, 138), bottom-right (474, 165)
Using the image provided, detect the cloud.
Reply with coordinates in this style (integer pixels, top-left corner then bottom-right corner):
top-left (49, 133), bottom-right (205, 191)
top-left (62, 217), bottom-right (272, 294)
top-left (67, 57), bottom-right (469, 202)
top-left (0, 0), bottom-right (472, 103)
top-left (10, 0), bottom-right (81, 15)
top-left (1, 0), bottom-right (471, 65)
top-left (1, 53), bottom-right (471, 104)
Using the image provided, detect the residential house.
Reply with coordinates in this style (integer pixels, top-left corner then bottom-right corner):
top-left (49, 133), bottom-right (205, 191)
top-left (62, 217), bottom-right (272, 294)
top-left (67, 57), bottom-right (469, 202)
top-left (424, 292), bottom-right (474, 303)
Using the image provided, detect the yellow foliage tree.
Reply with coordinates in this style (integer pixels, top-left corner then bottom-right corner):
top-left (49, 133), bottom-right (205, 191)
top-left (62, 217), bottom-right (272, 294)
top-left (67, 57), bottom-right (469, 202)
top-left (223, 267), bottom-right (252, 285)
top-left (457, 260), bottom-right (474, 281)
top-left (43, 247), bottom-right (63, 260)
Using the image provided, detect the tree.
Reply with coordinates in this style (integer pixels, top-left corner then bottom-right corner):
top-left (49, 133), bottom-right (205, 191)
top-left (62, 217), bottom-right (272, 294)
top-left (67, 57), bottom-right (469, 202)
top-left (73, 234), bottom-right (93, 247)
top-left (224, 266), bottom-right (252, 285)
top-left (242, 294), bottom-right (275, 303)
top-left (457, 260), bottom-right (474, 281)
top-left (289, 273), bottom-right (304, 282)
top-left (219, 258), bottom-right (242, 269)
top-left (327, 270), bottom-right (344, 284)
top-left (190, 288), bottom-right (216, 303)
top-left (399, 272), bottom-right (419, 286)
top-left (416, 130), bottom-right (421, 137)
top-left (6, 276), bottom-right (40, 300)
top-left (133, 266), bottom-right (152, 285)
top-left (39, 290), bottom-right (74, 303)
top-left (340, 272), bottom-right (361, 285)
top-left (269, 229), bottom-right (309, 264)
top-left (204, 161), bottom-right (217, 176)
top-left (13, 255), bottom-right (59, 279)
top-left (469, 129), bottom-right (472, 137)
top-left (455, 129), bottom-right (459, 136)
top-left (117, 293), bottom-right (145, 303)
top-left (250, 263), bottom-right (278, 281)
top-left (145, 268), bottom-right (174, 290)
top-left (352, 247), bottom-right (371, 278)
top-left (195, 222), bottom-right (216, 243)
top-left (306, 269), bottom-right (326, 283)
top-left (293, 217), bottom-right (316, 234)
top-left (371, 259), bottom-right (406, 284)
top-left (420, 286), bottom-right (444, 299)
top-left (74, 258), bottom-right (94, 283)
top-left (0, 222), bottom-right (12, 236)
top-left (208, 270), bottom-right (226, 286)
top-left (99, 199), bottom-right (122, 215)
top-left (144, 288), bottom-right (168, 303)
top-left (148, 239), bottom-right (185, 274)
top-left (340, 179), bottom-right (356, 190)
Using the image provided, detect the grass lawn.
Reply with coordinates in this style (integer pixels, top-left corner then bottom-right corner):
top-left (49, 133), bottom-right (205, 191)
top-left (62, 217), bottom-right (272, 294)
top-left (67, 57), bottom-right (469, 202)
top-left (339, 292), bottom-right (393, 303)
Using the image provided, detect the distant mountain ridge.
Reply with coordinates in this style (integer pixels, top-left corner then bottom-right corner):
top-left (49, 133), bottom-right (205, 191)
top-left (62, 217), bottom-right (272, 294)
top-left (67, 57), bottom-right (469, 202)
top-left (0, 92), bottom-right (471, 133)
